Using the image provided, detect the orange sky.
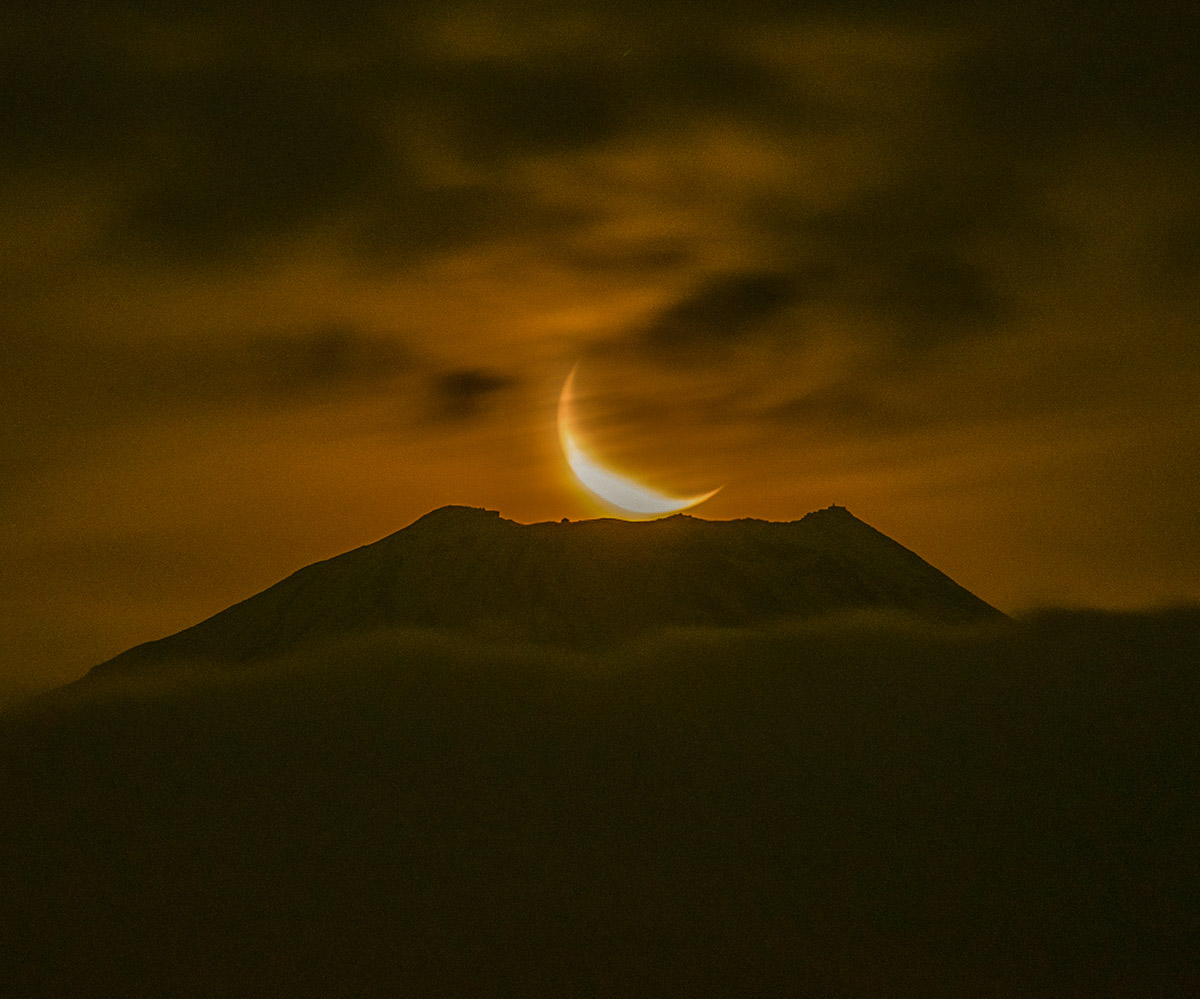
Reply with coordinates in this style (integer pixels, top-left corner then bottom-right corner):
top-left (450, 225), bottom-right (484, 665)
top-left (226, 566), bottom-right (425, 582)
top-left (3, 1), bottom-right (1199, 699)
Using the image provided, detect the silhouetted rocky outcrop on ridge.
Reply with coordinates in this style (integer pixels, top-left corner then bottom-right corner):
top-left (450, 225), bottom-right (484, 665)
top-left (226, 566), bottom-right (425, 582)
top-left (89, 505), bottom-right (1003, 676)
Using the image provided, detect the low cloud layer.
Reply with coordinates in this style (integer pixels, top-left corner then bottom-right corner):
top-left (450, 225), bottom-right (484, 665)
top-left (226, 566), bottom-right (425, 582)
top-left (4, 608), bottom-right (1197, 991)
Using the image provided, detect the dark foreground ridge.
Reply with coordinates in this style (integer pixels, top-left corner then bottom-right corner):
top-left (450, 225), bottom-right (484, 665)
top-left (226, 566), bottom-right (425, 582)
top-left (90, 504), bottom-right (1002, 677)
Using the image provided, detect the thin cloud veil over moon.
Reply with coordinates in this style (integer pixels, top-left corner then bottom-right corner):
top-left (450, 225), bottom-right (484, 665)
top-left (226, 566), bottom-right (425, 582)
top-left (557, 365), bottom-right (723, 518)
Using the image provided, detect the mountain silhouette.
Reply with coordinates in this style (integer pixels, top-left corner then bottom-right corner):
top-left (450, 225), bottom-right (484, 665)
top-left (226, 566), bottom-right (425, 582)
top-left (90, 505), bottom-right (1001, 677)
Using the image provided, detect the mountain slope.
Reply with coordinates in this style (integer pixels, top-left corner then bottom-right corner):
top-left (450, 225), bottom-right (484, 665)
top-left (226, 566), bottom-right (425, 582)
top-left (89, 505), bottom-right (1002, 676)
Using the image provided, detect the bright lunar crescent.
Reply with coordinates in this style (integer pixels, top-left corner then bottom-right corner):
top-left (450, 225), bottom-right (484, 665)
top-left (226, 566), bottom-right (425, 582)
top-left (557, 365), bottom-right (722, 517)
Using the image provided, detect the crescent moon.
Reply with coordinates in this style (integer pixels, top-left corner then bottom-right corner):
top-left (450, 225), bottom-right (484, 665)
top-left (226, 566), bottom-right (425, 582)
top-left (557, 365), bottom-right (722, 517)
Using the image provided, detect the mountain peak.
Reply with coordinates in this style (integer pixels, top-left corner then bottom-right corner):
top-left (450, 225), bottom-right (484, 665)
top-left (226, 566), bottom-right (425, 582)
top-left (803, 504), bottom-right (857, 519)
top-left (410, 505), bottom-right (503, 526)
top-left (88, 507), bottom-right (1004, 677)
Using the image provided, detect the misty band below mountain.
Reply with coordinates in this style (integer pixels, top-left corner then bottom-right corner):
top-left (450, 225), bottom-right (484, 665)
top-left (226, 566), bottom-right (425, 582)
top-left (4, 606), bottom-right (1198, 996)
top-left (2, 509), bottom-right (1196, 996)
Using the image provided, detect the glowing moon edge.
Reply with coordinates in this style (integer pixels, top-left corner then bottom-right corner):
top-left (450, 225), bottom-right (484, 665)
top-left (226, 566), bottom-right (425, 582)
top-left (557, 365), bottom-right (722, 517)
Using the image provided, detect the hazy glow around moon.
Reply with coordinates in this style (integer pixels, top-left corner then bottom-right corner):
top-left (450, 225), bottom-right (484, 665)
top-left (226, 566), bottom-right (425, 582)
top-left (557, 365), bottom-right (722, 517)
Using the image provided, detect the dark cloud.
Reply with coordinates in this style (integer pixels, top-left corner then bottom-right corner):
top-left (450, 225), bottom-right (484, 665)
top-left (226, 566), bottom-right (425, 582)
top-left (651, 43), bottom-right (797, 118)
top-left (643, 190), bottom-right (1011, 360)
top-left (235, 325), bottom-right (414, 398)
top-left (742, 157), bottom-right (1037, 360)
top-left (429, 367), bottom-right (516, 420)
top-left (444, 61), bottom-right (634, 158)
top-left (116, 75), bottom-right (393, 262)
top-left (0, 47), bottom-right (121, 168)
top-left (3, 1), bottom-right (1192, 364)
top-left (807, 163), bottom-right (1029, 256)
top-left (642, 272), bottom-right (801, 349)
top-left (956, 1), bottom-right (1200, 146)
top-left (110, 323), bottom-right (415, 412)
top-left (2, 324), bottom-right (412, 466)
top-left (554, 241), bottom-right (691, 276)
top-left (1157, 211), bottom-right (1200, 295)
top-left (767, 383), bottom-right (886, 430)
top-left (0, 323), bottom-right (432, 525)
top-left (0, 18), bottom-right (396, 261)
top-left (0, 0), bottom-right (848, 265)
top-left (730, 2), bottom-right (1197, 364)
top-left (354, 182), bottom-right (590, 265)
top-left (870, 251), bottom-right (1005, 342)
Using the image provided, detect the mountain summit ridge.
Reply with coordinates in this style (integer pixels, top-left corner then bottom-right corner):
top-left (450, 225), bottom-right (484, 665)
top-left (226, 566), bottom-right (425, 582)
top-left (88, 505), bottom-right (1003, 677)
